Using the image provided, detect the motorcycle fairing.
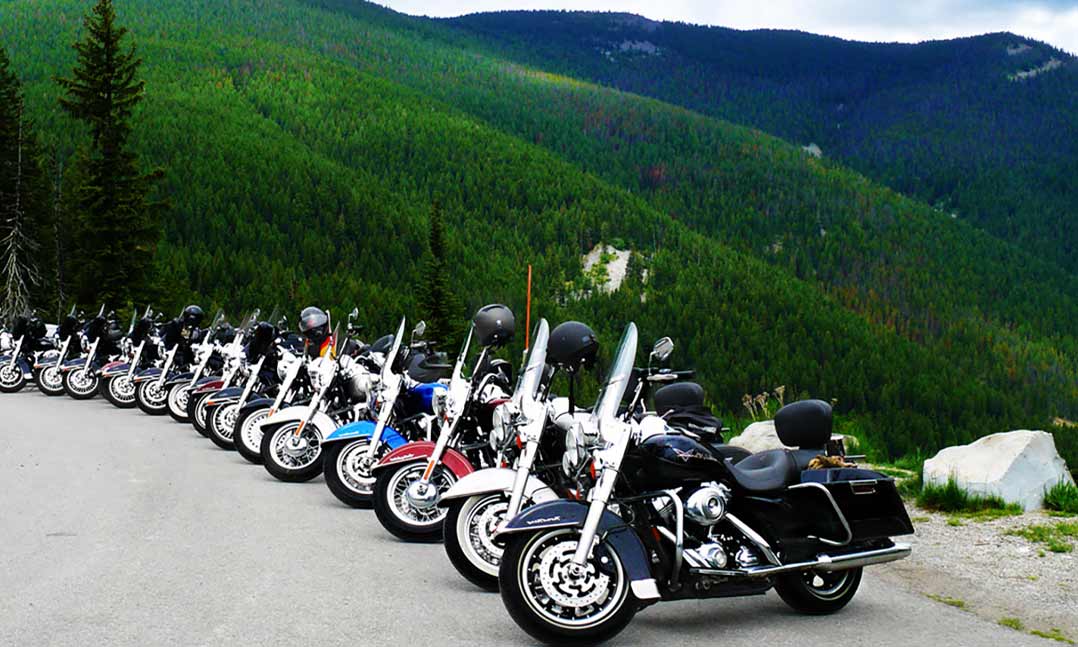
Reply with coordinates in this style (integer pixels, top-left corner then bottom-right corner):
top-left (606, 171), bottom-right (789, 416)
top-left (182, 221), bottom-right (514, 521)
top-left (498, 500), bottom-right (659, 600)
top-left (259, 405), bottom-right (335, 439)
top-left (437, 467), bottom-right (559, 506)
top-left (371, 441), bottom-right (475, 478)
top-left (322, 419), bottom-right (407, 449)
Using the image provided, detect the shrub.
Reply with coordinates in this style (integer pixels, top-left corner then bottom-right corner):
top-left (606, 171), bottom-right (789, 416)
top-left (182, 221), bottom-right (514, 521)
top-left (1043, 480), bottom-right (1078, 515)
top-left (917, 477), bottom-right (1022, 515)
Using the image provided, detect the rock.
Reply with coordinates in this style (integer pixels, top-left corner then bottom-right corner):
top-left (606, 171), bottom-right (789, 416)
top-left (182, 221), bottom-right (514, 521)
top-left (923, 430), bottom-right (1075, 511)
top-left (728, 420), bottom-right (856, 455)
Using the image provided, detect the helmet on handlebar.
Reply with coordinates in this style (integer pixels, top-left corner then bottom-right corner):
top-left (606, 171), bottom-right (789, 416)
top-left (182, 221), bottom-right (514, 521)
top-left (548, 321), bottom-right (599, 372)
top-left (182, 305), bottom-right (205, 328)
top-left (472, 304), bottom-right (515, 347)
top-left (299, 306), bottom-right (331, 357)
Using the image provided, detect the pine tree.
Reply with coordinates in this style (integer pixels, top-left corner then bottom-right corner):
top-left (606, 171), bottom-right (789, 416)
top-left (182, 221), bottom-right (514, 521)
top-left (417, 201), bottom-right (462, 348)
top-left (0, 46), bottom-right (51, 320)
top-left (56, 0), bottom-right (162, 309)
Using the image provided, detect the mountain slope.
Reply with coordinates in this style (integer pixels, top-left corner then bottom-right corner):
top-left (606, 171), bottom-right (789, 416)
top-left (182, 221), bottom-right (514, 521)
top-left (1, 0), bottom-right (1074, 462)
top-left (444, 11), bottom-right (1078, 275)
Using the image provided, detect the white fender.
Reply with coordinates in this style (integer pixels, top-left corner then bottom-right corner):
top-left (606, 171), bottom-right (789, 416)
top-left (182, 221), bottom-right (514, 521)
top-left (259, 405), bottom-right (336, 440)
top-left (439, 467), bottom-right (559, 505)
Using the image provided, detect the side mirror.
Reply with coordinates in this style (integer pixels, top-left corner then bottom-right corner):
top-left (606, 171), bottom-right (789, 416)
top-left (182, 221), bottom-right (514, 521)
top-left (349, 307), bottom-right (359, 320)
top-left (413, 320), bottom-right (427, 339)
top-left (651, 337), bottom-right (674, 363)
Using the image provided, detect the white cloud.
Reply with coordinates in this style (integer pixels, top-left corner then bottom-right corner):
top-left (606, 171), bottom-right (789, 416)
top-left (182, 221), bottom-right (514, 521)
top-left (379, 0), bottom-right (1078, 53)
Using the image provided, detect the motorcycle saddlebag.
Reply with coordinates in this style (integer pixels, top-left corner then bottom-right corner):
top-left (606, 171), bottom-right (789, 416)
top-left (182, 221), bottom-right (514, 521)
top-left (800, 468), bottom-right (914, 541)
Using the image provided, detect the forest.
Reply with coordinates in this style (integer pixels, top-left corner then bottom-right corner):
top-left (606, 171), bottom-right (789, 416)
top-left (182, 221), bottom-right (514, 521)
top-left (0, 0), bottom-right (1074, 465)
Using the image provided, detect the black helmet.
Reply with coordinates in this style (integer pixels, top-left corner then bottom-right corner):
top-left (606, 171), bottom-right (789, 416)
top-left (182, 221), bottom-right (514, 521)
top-left (473, 304), bottom-right (515, 347)
top-left (248, 321), bottom-right (276, 359)
top-left (548, 321), bottom-right (599, 372)
top-left (299, 306), bottom-right (330, 347)
top-left (182, 305), bottom-right (204, 328)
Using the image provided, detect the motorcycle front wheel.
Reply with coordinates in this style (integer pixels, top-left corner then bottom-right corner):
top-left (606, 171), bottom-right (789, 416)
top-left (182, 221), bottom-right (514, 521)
top-left (136, 380), bottom-right (169, 415)
top-left (35, 365), bottom-right (65, 396)
top-left (0, 363), bottom-right (27, 393)
top-left (101, 375), bottom-right (137, 408)
top-left (373, 462), bottom-right (458, 542)
top-left (166, 383), bottom-right (192, 422)
top-left (234, 407), bottom-right (270, 464)
top-left (187, 391), bottom-right (212, 436)
top-left (499, 527), bottom-right (637, 645)
top-left (444, 493), bottom-right (510, 591)
top-left (63, 368), bottom-right (99, 400)
top-left (206, 402), bottom-right (239, 450)
top-left (260, 421), bottom-right (323, 482)
top-left (774, 567), bottom-right (862, 614)
top-left (322, 438), bottom-right (380, 508)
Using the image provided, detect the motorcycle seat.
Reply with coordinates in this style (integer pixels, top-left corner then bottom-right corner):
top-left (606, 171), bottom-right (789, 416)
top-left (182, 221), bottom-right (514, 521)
top-left (724, 449), bottom-right (799, 493)
top-left (709, 443), bottom-right (751, 465)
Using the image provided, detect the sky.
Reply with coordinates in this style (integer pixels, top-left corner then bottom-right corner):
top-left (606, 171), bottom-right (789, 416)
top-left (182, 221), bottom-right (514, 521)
top-left (377, 0), bottom-right (1078, 54)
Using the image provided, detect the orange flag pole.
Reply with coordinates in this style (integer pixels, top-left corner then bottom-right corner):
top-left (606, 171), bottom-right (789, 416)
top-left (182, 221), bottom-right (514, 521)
top-left (525, 264), bottom-right (533, 352)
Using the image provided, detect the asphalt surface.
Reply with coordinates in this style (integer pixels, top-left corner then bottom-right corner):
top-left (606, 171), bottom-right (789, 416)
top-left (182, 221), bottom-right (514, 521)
top-left (0, 389), bottom-right (1053, 647)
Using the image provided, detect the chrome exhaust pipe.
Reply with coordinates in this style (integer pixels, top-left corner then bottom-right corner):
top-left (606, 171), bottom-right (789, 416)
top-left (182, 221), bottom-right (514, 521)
top-left (692, 543), bottom-right (911, 578)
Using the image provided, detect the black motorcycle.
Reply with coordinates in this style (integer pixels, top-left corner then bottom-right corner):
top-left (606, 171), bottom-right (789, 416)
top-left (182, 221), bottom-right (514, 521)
top-left (33, 308), bottom-right (83, 396)
top-left (496, 324), bottom-right (914, 644)
top-left (100, 307), bottom-right (162, 408)
top-left (0, 313), bottom-right (51, 393)
top-left (58, 307), bottom-right (123, 400)
top-left (132, 306), bottom-right (209, 415)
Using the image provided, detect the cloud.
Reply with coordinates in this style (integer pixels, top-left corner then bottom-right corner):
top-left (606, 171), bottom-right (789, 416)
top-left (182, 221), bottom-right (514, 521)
top-left (379, 0), bottom-right (1078, 53)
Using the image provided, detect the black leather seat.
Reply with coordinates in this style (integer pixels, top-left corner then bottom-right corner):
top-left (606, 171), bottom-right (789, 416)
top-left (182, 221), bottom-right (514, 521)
top-left (725, 449), bottom-right (799, 493)
top-left (709, 443), bottom-right (751, 465)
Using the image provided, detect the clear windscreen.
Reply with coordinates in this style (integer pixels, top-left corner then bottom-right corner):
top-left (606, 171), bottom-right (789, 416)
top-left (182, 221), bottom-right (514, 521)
top-left (515, 319), bottom-right (549, 404)
top-left (381, 318), bottom-right (407, 381)
top-left (592, 323), bottom-right (638, 422)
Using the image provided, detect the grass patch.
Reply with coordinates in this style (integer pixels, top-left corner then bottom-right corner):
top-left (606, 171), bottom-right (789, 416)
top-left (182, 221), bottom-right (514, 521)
top-left (999, 617), bottom-right (1024, 631)
top-left (917, 478), bottom-right (1022, 516)
top-left (1030, 628), bottom-right (1074, 644)
top-left (911, 516), bottom-right (930, 523)
top-left (947, 518), bottom-right (964, 527)
top-left (927, 594), bottom-right (966, 609)
top-left (1044, 481), bottom-right (1078, 515)
top-left (1006, 521), bottom-right (1078, 553)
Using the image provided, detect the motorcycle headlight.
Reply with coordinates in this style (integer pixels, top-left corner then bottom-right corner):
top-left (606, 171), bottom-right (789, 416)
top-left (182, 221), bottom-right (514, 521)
top-left (431, 389), bottom-right (449, 418)
top-left (489, 403), bottom-right (511, 450)
top-left (563, 422), bottom-right (586, 474)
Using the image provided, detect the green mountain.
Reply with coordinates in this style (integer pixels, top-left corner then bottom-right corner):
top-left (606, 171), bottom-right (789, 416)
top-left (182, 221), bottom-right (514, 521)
top-left (1, 0), bottom-right (1075, 463)
top-left (445, 11), bottom-right (1078, 275)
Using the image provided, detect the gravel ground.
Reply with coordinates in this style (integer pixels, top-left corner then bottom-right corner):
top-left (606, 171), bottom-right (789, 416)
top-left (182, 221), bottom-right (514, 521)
top-left (878, 507), bottom-right (1077, 643)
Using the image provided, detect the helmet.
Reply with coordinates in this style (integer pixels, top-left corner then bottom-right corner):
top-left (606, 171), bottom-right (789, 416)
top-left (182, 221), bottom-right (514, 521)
top-left (247, 321), bottom-right (276, 360)
top-left (299, 306), bottom-right (331, 354)
top-left (548, 321), bottom-right (599, 372)
top-left (182, 305), bottom-right (205, 328)
top-left (472, 304), bottom-right (515, 347)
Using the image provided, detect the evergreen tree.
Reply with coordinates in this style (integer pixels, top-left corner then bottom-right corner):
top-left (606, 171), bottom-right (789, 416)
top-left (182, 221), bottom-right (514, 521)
top-left (417, 202), bottom-right (462, 348)
top-left (0, 46), bottom-right (51, 319)
top-left (56, 0), bottom-right (162, 309)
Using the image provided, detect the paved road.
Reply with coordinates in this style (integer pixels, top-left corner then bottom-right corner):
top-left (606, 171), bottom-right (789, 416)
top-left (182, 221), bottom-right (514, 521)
top-left (0, 390), bottom-right (1051, 646)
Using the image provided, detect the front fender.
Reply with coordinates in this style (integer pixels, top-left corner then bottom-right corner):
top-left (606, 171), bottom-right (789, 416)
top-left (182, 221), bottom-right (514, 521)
top-left (164, 371), bottom-right (194, 388)
top-left (193, 377), bottom-right (225, 395)
top-left (438, 467), bottom-right (559, 505)
top-left (372, 441), bottom-right (475, 479)
top-left (59, 357), bottom-right (85, 372)
top-left (33, 350), bottom-right (60, 369)
top-left (497, 500), bottom-right (658, 599)
top-left (205, 386), bottom-right (243, 408)
top-left (260, 406), bottom-right (336, 439)
top-left (323, 419), bottom-right (408, 449)
top-left (238, 396), bottom-right (274, 418)
top-left (100, 361), bottom-right (129, 378)
top-left (132, 367), bottom-right (163, 383)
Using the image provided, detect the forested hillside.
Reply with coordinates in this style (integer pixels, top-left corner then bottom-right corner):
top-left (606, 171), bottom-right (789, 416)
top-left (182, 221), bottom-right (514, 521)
top-left (445, 11), bottom-right (1078, 275)
top-left (1, 0), bottom-right (1074, 463)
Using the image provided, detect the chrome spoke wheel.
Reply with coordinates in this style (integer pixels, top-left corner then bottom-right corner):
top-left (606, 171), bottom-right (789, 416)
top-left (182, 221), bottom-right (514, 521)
top-left (68, 369), bottom-right (97, 395)
top-left (0, 364), bottom-right (23, 388)
top-left (336, 439), bottom-right (376, 496)
top-left (168, 385), bottom-right (191, 416)
top-left (239, 410), bottom-right (268, 453)
top-left (110, 376), bottom-right (136, 403)
top-left (387, 463), bottom-right (455, 529)
top-left (458, 494), bottom-right (509, 576)
top-left (213, 404), bottom-right (238, 440)
top-left (142, 381), bottom-right (167, 406)
top-left (518, 529), bottom-right (627, 630)
top-left (40, 367), bottom-right (63, 391)
top-left (269, 424), bottom-right (321, 470)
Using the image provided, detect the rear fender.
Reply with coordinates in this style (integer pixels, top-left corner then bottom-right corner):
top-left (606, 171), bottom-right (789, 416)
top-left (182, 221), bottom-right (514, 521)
top-left (438, 467), bottom-right (558, 505)
top-left (323, 419), bottom-right (408, 449)
top-left (371, 441), bottom-right (475, 479)
top-left (259, 406), bottom-right (336, 440)
top-left (497, 500), bottom-right (658, 599)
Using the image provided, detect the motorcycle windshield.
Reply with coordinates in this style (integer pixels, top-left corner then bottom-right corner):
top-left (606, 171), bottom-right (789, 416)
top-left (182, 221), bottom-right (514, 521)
top-left (380, 318), bottom-right (407, 384)
top-left (592, 323), bottom-right (638, 423)
top-left (514, 319), bottom-right (549, 406)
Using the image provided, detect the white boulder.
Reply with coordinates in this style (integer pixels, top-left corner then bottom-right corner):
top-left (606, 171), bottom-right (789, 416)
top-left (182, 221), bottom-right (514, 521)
top-left (727, 421), bottom-right (789, 453)
top-left (923, 430), bottom-right (1075, 511)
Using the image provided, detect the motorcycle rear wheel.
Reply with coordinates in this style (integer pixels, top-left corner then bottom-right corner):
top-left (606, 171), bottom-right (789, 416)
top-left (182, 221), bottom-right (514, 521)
top-left (774, 567), bottom-right (862, 614)
top-left (373, 462), bottom-right (458, 542)
top-left (206, 402), bottom-right (238, 450)
top-left (136, 380), bottom-right (169, 415)
top-left (0, 364), bottom-right (27, 393)
top-left (101, 375), bottom-right (137, 408)
top-left (35, 365), bottom-right (65, 396)
top-left (444, 493), bottom-right (508, 591)
top-left (498, 527), bottom-right (637, 644)
top-left (63, 368), bottom-right (99, 400)
top-left (234, 407), bottom-right (269, 464)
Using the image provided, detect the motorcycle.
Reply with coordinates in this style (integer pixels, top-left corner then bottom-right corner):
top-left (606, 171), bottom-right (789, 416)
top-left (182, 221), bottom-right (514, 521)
top-left (0, 313), bottom-right (52, 393)
top-left (495, 323), bottom-right (915, 643)
top-left (99, 307), bottom-right (161, 408)
top-left (232, 344), bottom-right (308, 464)
top-left (259, 315), bottom-right (380, 482)
top-left (162, 310), bottom-right (229, 423)
top-left (133, 308), bottom-right (212, 415)
top-left (321, 318), bottom-right (454, 508)
top-left (33, 308), bottom-right (83, 396)
top-left (371, 304), bottom-right (516, 542)
top-left (59, 307), bottom-right (122, 400)
top-left (186, 311), bottom-right (259, 435)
